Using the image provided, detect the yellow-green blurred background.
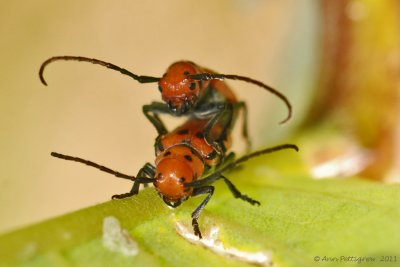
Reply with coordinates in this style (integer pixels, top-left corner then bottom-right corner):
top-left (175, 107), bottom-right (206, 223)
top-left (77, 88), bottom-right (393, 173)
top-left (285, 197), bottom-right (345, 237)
top-left (0, 1), bottom-right (319, 233)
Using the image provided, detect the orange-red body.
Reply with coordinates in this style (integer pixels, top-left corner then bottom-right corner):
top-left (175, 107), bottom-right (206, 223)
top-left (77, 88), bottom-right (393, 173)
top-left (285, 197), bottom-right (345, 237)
top-left (159, 61), bottom-right (237, 114)
top-left (153, 118), bottom-right (232, 202)
top-left (153, 61), bottom-right (240, 203)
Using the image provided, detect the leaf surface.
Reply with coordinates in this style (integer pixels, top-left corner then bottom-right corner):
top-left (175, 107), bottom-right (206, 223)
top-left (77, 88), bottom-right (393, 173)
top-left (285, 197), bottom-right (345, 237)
top-left (1, 152), bottom-right (399, 267)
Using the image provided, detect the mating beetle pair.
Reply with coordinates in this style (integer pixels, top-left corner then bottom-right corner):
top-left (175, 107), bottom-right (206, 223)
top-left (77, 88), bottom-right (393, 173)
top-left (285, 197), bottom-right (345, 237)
top-left (40, 56), bottom-right (297, 238)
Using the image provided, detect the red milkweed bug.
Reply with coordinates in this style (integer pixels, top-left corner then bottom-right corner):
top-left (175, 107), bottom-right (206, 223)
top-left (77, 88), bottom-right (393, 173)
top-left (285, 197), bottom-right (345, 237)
top-left (39, 57), bottom-right (292, 151)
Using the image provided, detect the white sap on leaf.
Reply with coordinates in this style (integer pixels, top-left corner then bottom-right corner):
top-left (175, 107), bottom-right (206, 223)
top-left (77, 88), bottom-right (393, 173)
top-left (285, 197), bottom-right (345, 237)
top-left (102, 216), bottom-right (138, 257)
top-left (175, 221), bottom-right (273, 266)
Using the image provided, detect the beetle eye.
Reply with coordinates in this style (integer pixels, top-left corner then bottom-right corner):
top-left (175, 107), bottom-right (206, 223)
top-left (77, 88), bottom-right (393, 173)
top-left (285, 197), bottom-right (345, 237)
top-left (189, 82), bottom-right (196, 90)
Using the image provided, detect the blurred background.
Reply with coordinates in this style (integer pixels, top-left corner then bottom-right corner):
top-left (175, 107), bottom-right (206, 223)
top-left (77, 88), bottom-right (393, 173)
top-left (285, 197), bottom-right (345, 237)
top-left (0, 0), bottom-right (398, 234)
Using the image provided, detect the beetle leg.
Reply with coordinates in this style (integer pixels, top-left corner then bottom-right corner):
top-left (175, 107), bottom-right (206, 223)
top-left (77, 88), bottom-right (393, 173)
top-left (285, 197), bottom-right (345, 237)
top-left (235, 101), bottom-right (251, 152)
top-left (132, 162), bottom-right (155, 191)
top-left (191, 186), bottom-right (215, 239)
top-left (221, 175), bottom-right (260, 205)
top-left (193, 102), bottom-right (229, 154)
top-left (142, 102), bottom-right (170, 135)
top-left (112, 163), bottom-right (155, 199)
top-left (195, 101), bottom-right (251, 153)
top-left (201, 102), bottom-right (229, 139)
top-left (216, 101), bottom-right (251, 152)
top-left (219, 152), bottom-right (236, 168)
top-left (186, 144), bottom-right (298, 189)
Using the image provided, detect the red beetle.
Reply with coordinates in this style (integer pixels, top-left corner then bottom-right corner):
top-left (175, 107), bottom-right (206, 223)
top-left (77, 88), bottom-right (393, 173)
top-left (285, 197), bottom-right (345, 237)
top-left (52, 116), bottom-right (298, 238)
top-left (40, 56), bottom-right (292, 151)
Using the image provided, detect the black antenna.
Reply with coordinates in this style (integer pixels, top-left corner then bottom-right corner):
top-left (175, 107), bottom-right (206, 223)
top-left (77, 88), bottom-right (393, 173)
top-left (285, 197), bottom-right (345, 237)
top-left (51, 152), bottom-right (134, 180)
top-left (39, 56), bottom-right (160, 86)
top-left (185, 144), bottom-right (299, 188)
top-left (190, 73), bottom-right (292, 124)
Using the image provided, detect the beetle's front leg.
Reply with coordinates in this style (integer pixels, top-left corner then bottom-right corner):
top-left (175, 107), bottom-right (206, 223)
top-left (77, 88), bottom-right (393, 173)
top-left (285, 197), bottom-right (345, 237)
top-left (112, 163), bottom-right (156, 199)
top-left (142, 102), bottom-right (170, 135)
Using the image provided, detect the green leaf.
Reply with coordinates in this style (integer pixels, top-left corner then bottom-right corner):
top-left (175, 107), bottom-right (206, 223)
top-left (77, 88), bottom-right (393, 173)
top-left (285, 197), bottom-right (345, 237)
top-left (0, 151), bottom-right (399, 267)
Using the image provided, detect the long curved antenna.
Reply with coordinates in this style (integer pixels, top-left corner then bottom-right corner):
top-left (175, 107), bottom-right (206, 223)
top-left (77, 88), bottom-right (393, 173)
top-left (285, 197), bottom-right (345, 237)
top-left (190, 73), bottom-right (292, 124)
top-left (39, 56), bottom-right (160, 86)
top-left (185, 144), bottom-right (299, 188)
top-left (51, 151), bottom-right (154, 184)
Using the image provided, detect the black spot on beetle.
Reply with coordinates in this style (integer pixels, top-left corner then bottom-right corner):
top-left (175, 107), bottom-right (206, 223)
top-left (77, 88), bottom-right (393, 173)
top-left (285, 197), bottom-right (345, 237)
top-left (179, 177), bottom-right (186, 183)
top-left (184, 155), bottom-right (192, 162)
top-left (195, 132), bottom-right (204, 138)
top-left (164, 151), bottom-right (171, 156)
top-left (158, 85), bottom-right (163, 92)
top-left (183, 71), bottom-right (190, 75)
top-left (177, 129), bottom-right (189, 135)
